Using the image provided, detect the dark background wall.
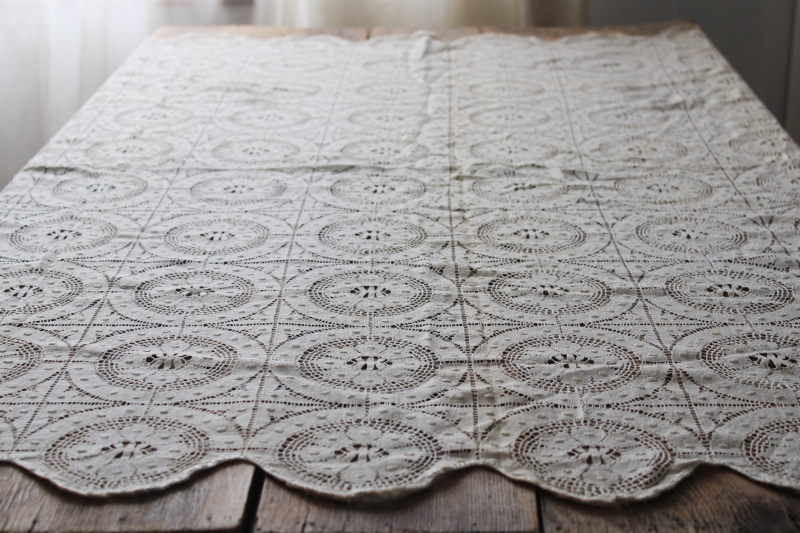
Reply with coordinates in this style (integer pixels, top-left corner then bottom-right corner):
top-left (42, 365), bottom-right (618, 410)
top-left (587, 0), bottom-right (797, 126)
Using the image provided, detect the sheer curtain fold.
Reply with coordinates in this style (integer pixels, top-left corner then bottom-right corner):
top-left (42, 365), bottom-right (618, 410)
top-left (254, 0), bottom-right (587, 29)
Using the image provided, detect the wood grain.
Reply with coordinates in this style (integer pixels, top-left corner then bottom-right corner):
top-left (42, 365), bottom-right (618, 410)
top-left (481, 19), bottom-right (693, 39)
top-left (370, 27), bottom-right (480, 40)
top-left (255, 467), bottom-right (539, 533)
top-left (0, 461), bottom-right (257, 533)
top-left (539, 465), bottom-right (800, 533)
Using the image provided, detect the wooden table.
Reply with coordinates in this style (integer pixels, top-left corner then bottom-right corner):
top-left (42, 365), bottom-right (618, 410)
top-left (2, 22), bottom-right (800, 533)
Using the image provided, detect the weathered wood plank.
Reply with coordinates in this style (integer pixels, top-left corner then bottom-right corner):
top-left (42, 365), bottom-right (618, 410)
top-left (0, 461), bottom-right (257, 533)
top-left (287, 27), bottom-right (368, 41)
top-left (254, 467), bottom-right (539, 533)
top-left (370, 27), bottom-right (480, 40)
top-left (481, 19), bottom-right (693, 39)
top-left (539, 465), bottom-right (800, 533)
top-left (369, 27), bottom-right (414, 37)
top-left (152, 26), bottom-right (368, 41)
top-left (437, 27), bottom-right (481, 41)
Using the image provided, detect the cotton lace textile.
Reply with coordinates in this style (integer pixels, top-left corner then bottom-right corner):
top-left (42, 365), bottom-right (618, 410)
top-left (2, 26), bottom-right (800, 503)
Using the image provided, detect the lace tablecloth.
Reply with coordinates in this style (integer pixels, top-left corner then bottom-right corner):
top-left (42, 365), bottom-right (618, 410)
top-left (2, 25), bottom-right (800, 503)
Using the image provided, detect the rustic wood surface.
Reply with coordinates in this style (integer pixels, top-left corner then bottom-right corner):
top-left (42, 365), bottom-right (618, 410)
top-left (370, 27), bottom-right (480, 40)
top-left (6, 22), bottom-right (800, 533)
top-left (481, 19), bottom-right (693, 39)
top-left (540, 466), bottom-right (800, 533)
top-left (0, 462), bottom-right (256, 533)
top-left (255, 467), bottom-right (539, 533)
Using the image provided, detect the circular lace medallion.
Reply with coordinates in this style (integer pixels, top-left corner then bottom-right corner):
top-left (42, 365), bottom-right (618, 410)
top-left (111, 263), bottom-right (279, 325)
top-left (469, 137), bottom-right (561, 165)
top-left (298, 213), bottom-right (444, 261)
top-left (53, 174), bottom-right (147, 204)
top-left (644, 263), bottom-right (800, 324)
top-left (479, 217), bottom-right (583, 253)
top-left (259, 58), bottom-right (331, 73)
top-left (172, 170), bottom-right (304, 210)
top-left (235, 80), bottom-right (322, 100)
top-left (110, 106), bottom-right (194, 130)
top-left (70, 327), bottom-right (264, 403)
top-left (677, 47), bottom-right (717, 68)
top-left (728, 130), bottom-right (799, 158)
top-left (474, 326), bottom-right (666, 404)
top-left (462, 167), bottom-right (571, 207)
top-left (465, 264), bottom-right (631, 324)
top-left (0, 335), bottom-right (41, 385)
top-left (341, 140), bottom-right (428, 165)
top-left (637, 218), bottom-right (745, 254)
top-left (134, 78), bottom-right (217, 104)
top-left (738, 163), bottom-right (800, 205)
top-left (313, 168), bottom-right (428, 208)
top-left (165, 219), bottom-right (267, 255)
top-left (0, 417), bottom-right (12, 451)
top-left (0, 327), bottom-right (69, 391)
top-left (362, 58), bottom-right (409, 74)
top-left (285, 265), bottom-right (456, 326)
top-left (707, 97), bottom-right (770, 124)
top-left (274, 416), bottom-right (443, 495)
top-left (469, 105), bottom-right (551, 128)
top-left (502, 333), bottom-right (641, 394)
top-left (512, 419), bottom-right (673, 499)
top-left (578, 77), bottom-right (665, 98)
top-left (158, 56), bottom-right (227, 74)
top-left (85, 138), bottom-right (174, 165)
top-left (468, 81), bottom-right (544, 98)
top-left (226, 105), bottom-right (310, 130)
top-left (209, 138), bottom-right (300, 166)
top-left (345, 108), bottom-right (430, 133)
top-left (5, 212), bottom-right (138, 258)
top-left (697, 329), bottom-right (800, 391)
top-left (612, 173), bottom-right (717, 206)
top-left (142, 214), bottom-right (291, 261)
top-left (97, 336), bottom-right (237, 390)
top-left (583, 136), bottom-right (695, 166)
top-left (0, 262), bottom-right (107, 322)
top-left (743, 417), bottom-right (800, 482)
top-left (42, 414), bottom-right (210, 493)
top-left (614, 214), bottom-right (769, 258)
top-left (571, 53), bottom-right (645, 73)
top-left (356, 83), bottom-right (430, 101)
top-left (462, 212), bottom-right (607, 259)
top-left (271, 328), bottom-right (464, 403)
top-left (586, 105), bottom-right (673, 129)
top-left (31, 168), bottom-right (163, 208)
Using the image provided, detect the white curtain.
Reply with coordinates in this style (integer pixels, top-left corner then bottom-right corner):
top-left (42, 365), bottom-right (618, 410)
top-left (253, 0), bottom-right (586, 29)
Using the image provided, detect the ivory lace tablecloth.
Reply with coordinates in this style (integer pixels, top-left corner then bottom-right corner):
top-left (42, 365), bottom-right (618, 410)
top-left (2, 25), bottom-right (800, 503)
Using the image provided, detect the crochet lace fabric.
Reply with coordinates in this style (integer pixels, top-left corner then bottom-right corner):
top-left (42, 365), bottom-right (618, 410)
top-left (2, 26), bottom-right (800, 502)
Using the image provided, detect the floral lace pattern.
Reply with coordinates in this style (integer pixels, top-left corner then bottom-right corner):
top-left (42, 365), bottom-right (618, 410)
top-left (2, 26), bottom-right (800, 503)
